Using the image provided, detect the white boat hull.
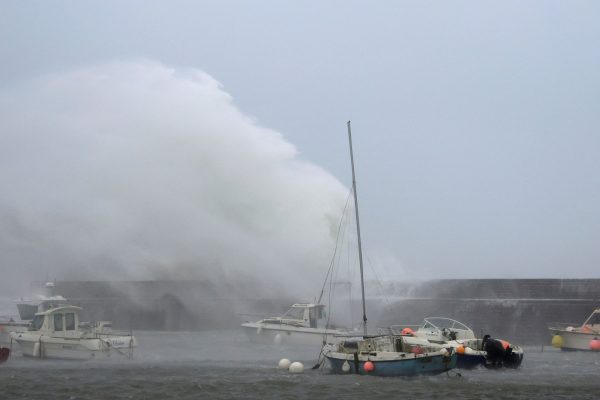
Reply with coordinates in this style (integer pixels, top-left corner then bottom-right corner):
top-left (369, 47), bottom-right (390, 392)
top-left (11, 333), bottom-right (137, 360)
top-left (549, 328), bottom-right (600, 351)
top-left (241, 322), bottom-right (344, 346)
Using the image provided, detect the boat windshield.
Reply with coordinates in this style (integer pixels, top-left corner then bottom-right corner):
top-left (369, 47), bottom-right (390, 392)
top-left (283, 307), bottom-right (305, 320)
top-left (584, 311), bottom-right (600, 326)
top-left (29, 315), bottom-right (44, 331)
top-left (422, 318), bottom-right (471, 331)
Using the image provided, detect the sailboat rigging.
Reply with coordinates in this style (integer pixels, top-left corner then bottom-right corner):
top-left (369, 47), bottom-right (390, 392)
top-left (320, 121), bottom-right (458, 376)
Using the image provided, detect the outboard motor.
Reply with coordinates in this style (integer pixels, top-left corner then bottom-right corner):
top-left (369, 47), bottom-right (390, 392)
top-left (482, 335), bottom-right (510, 368)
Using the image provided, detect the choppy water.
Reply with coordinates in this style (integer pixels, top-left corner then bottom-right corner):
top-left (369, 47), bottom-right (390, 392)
top-left (2, 330), bottom-right (600, 399)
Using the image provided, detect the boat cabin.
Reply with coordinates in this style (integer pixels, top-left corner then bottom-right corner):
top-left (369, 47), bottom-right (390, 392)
top-left (29, 305), bottom-right (82, 338)
top-left (263, 303), bottom-right (327, 329)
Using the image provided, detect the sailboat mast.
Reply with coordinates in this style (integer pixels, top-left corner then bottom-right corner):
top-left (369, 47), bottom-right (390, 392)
top-left (347, 121), bottom-right (368, 337)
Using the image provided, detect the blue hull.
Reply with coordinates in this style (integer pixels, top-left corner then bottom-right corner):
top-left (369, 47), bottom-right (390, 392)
top-left (456, 354), bottom-right (487, 369)
top-left (325, 354), bottom-right (457, 377)
top-left (456, 352), bottom-right (523, 369)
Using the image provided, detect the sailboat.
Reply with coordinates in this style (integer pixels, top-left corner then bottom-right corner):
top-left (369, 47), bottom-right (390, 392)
top-left (321, 121), bottom-right (457, 376)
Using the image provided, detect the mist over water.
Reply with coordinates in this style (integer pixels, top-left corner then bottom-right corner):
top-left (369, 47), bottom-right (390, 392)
top-left (0, 60), bottom-right (347, 298)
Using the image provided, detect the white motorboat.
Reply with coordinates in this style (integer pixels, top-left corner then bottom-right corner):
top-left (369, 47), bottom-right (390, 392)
top-left (383, 317), bottom-right (524, 368)
top-left (10, 305), bottom-right (137, 360)
top-left (549, 308), bottom-right (600, 351)
top-left (241, 303), bottom-right (347, 346)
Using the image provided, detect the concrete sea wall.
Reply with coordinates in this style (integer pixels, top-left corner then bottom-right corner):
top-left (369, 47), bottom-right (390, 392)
top-left (52, 279), bottom-right (600, 345)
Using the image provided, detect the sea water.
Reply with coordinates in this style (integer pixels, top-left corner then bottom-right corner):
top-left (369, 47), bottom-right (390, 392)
top-left (1, 330), bottom-right (599, 399)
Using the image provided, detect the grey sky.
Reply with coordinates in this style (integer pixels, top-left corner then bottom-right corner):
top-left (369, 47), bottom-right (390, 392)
top-left (1, 1), bottom-right (599, 280)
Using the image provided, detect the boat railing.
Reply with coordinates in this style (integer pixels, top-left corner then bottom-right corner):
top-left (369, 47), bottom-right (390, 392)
top-left (93, 331), bottom-right (135, 338)
top-left (549, 322), bottom-right (600, 334)
top-left (422, 317), bottom-right (472, 332)
top-left (377, 324), bottom-right (421, 335)
top-left (548, 322), bottom-right (583, 330)
top-left (261, 317), bottom-right (309, 328)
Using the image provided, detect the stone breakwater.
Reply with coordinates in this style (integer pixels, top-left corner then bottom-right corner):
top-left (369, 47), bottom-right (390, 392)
top-left (374, 279), bottom-right (600, 344)
top-left (46, 279), bottom-right (600, 344)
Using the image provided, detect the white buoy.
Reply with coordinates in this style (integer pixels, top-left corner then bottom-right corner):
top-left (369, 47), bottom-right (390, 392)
top-left (278, 358), bottom-right (291, 369)
top-left (289, 361), bottom-right (304, 373)
top-left (341, 360), bottom-right (351, 373)
top-left (273, 333), bottom-right (283, 345)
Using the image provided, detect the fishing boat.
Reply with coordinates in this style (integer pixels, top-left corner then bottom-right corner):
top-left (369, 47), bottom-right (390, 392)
top-left (321, 122), bottom-right (457, 376)
top-left (10, 305), bottom-right (137, 360)
top-left (549, 308), bottom-right (600, 351)
top-left (383, 317), bottom-right (524, 368)
top-left (241, 303), bottom-right (347, 346)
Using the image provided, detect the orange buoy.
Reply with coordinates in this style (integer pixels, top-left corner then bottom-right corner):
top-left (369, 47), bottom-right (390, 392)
top-left (401, 327), bottom-right (414, 336)
top-left (456, 345), bottom-right (465, 354)
top-left (411, 346), bottom-right (423, 354)
top-left (363, 361), bottom-right (375, 373)
top-left (589, 339), bottom-right (600, 351)
top-left (499, 340), bottom-right (511, 350)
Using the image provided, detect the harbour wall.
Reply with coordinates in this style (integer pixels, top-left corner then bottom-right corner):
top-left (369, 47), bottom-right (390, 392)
top-left (373, 279), bottom-right (600, 345)
top-left (51, 279), bottom-right (600, 345)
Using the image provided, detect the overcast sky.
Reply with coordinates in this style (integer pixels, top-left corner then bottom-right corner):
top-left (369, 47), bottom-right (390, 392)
top-left (1, 0), bottom-right (599, 285)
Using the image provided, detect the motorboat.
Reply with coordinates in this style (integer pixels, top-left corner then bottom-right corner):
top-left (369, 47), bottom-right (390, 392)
top-left (242, 303), bottom-right (347, 346)
top-left (10, 305), bottom-right (137, 360)
top-left (382, 317), bottom-right (524, 369)
top-left (321, 122), bottom-right (457, 376)
top-left (549, 308), bottom-right (600, 351)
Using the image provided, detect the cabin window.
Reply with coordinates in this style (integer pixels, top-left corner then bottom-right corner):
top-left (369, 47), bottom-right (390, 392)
top-left (283, 307), bottom-right (305, 320)
top-left (30, 315), bottom-right (44, 331)
top-left (316, 307), bottom-right (325, 319)
top-left (53, 313), bottom-right (64, 331)
top-left (309, 310), bottom-right (317, 328)
top-left (65, 313), bottom-right (75, 331)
